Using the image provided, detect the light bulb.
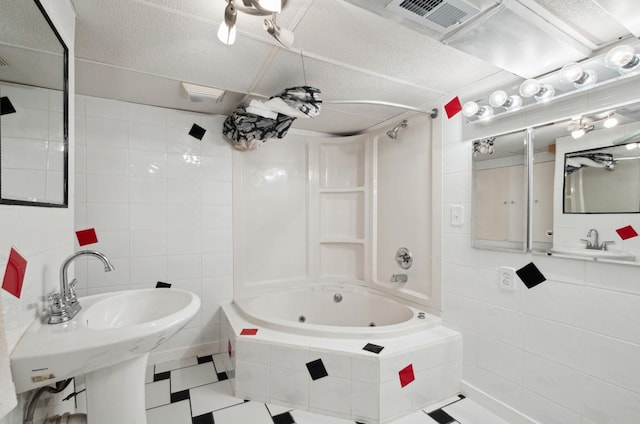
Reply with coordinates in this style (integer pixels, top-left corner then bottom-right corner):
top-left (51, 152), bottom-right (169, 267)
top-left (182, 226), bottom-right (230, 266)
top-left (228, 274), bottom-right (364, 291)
top-left (560, 63), bottom-right (597, 88)
top-left (462, 101), bottom-right (479, 117)
top-left (571, 128), bottom-right (586, 139)
top-left (258, 0), bottom-right (282, 12)
top-left (605, 45), bottom-right (640, 73)
top-left (217, 21), bottom-right (236, 45)
top-left (626, 142), bottom-right (638, 150)
top-left (519, 79), bottom-right (555, 102)
top-left (489, 90), bottom-right (522, 110)
top-left (603, 116), bottom-right (618, 128)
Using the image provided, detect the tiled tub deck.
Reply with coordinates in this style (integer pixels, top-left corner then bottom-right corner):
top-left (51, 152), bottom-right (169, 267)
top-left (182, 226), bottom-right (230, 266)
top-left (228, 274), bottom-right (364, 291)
top-left (221, 304), bottom-right (462, 424)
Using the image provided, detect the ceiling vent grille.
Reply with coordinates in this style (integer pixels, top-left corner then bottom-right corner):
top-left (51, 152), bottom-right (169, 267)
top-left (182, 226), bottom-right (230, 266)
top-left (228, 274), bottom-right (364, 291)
top-left (387, 0), bottom-right (479, 34)
top-left (0, 57), bottom-right (8, 67)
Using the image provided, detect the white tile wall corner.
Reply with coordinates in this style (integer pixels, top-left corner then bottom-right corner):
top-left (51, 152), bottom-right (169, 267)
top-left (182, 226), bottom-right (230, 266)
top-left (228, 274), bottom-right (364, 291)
top-left (74, 95), bottom-right (234, 355)
top-left (441, 94), bottom-right (640, 423)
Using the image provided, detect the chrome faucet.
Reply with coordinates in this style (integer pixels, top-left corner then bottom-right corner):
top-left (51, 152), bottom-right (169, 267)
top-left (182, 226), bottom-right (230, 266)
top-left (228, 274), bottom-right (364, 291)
top-left (581, 229), bottom-right (615, 251)
top-left (49, 250), bottom-right (115, 324)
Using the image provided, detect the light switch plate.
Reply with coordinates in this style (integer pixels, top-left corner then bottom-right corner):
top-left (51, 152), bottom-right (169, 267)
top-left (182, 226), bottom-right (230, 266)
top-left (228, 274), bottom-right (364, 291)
top-left (450, 204), bottom-right (464, 226)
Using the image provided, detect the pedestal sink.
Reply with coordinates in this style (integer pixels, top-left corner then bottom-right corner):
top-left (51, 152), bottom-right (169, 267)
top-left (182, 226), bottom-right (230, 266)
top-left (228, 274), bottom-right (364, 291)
top-left (11, 288), bottom-right (200, 424)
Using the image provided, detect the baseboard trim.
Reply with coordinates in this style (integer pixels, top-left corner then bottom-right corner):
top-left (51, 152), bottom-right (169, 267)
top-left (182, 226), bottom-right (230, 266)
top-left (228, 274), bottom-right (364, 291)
top-left (148, 341), bottom-right (220, 365)
top-left (461, 382), bottom-right (540, 424)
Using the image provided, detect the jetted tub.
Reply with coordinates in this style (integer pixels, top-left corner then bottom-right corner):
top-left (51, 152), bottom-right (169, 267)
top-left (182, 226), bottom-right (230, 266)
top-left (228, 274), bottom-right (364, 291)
top-left (233, 284), bottom-right (440, 338)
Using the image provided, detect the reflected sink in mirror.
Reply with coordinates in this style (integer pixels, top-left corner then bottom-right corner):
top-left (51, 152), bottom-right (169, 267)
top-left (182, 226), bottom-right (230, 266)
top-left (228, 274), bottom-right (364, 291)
top-left (549, 247), bottom-right (636, 261)
top-left (11, 288), bottom-right (200, 393)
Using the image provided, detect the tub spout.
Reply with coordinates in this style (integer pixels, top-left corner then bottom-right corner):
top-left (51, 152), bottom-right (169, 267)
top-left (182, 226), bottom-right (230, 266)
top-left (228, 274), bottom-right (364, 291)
top-left (390, 273), bottom-right (408, 283)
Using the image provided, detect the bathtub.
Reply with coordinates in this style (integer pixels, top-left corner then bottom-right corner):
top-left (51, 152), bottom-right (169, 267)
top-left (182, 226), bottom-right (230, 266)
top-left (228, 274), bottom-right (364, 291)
top-left (221, 284), bottom-right (462, 423)
top-left (233, 284), bottom-right (439, 338)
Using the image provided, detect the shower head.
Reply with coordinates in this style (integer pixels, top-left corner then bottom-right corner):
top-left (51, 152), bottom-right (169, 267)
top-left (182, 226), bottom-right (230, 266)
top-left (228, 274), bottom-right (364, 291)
top-left (386, 120), bottom-right (408, 139)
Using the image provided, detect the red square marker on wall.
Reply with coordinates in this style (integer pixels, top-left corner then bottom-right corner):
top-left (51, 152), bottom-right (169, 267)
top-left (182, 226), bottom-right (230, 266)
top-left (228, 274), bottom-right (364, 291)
top-left (444, 97), bottom-right (462, 119)
top-left (76, 228), bottom-right (98, 246)
top-left (2, 247), bottom-right (27, 298)
top-left (240, 328), bottom-right (258, 336)
top-left (398, 364), bottom-right (415, 388)
top-left (616, 225), bottom-right (638, 240)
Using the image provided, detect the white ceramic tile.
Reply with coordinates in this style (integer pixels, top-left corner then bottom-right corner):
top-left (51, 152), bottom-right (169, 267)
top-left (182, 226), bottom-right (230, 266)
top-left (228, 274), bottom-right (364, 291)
top-left (128, 149), bottom-right (167, 177)
top-left (190, 380), bottom-right (243, 416)
top-left (410, 366), bottom-right (444, 411)
top-left (86, 256), bottom-right (130, 287)
top-left (201, 156), bottom-right (232, 181)
top-left (474, 267), bottom-right (524, 311)
top-left (581, 286), bottom-right (640, 345)
top-left (522, 352), bottom-right (582, 412)
top-left (145, 379), bottom-right (170, 409)
top-left (212, 353), bottom-right (228, 374)
top-left (309, 376), bottom-right (351, 416)
top-left (477, 337), bottom-right (523, 385)
top-left (314, 351), bottom-right (351, 379)
top-left (130, 177), bottom-right (167, 203)
top-left (168, 229), bottom-right (203, 255)
top-left (351, 356), bottom-right (379, 384)
top-left (478, 303), bottom-right (523, 348)
top-left (442, 292), bottom-right (479, 332)
top-left (129, 121), bottom-right (167, 151)
top-left (269, 366), bottom-right (309, 408)
top-left (202, 252), bottom-right (233, 277)
top-left (202, 204), bottom-right (232, 227)
top-left (351, 380), bottom-right (378, 421)
top-left (379, 377), bottom-right (413, 422)
top-left (235, 360), bottom-right (270, 401)
top-left (86, 202), bottom-right (129, 231)
top-left (523, 280), bottom-right (585, 327)
top-left (389, 410), bottom-right (442, 423)
top-left (129, 255), bottom-right (168, 283)
top-left (443, 398), bottom-right (511, 424)
top-left (130, 203), bottom-right (168, 230)
top-left (88, 230), bottom-right (130, 258)
top-left (236, 339), bottom-right (270, 365)
top-left (167, 152), bottom-right (202, 179)
top-left (583, 332), bottom-right (640, 394)
top-left (146, 400), bottom-right (191, 424)
top-left (167, 254), bottom-right (202, 280)
top-left (202, 180), bottom-right (232, 205)
top-left (129, 103), bottom-right (166, 125)
top-left (265, 403), bottom-right (292, 417)
top-left (145, 364), bottom-right (154, 384)
top-left (270, 344), bottom-right (310, 370)
top-left (85, 116), bottom-right (129, 147)
top-left (523, 315), bottom-right (584, 368)
top-left (168, 178), bottom-right (202, 204)
top-left (582, 375), bottom-right (640, 424)
top-left (85, 96), bottom-right (128, 120)
top-left (213, 401), bottom-right (273, 424)
top-left (130, 230), bottom-right (168, 257)
top-left (522, 390), bottom-right (581, 424)
top-left (201, 229), bottom-right (232, 253)
top-left (85, 145), bottom-right (128, 175)
top-left (290, 408), bottom-right (354, 424)
top-left (166, 125), bottom-right (202, 154)
top-left (168, 204), bottom-right (203, 229)
top-left (86, 174), bottom-right (129, 203)
top-left (170, 362), bottom-right (218, 392)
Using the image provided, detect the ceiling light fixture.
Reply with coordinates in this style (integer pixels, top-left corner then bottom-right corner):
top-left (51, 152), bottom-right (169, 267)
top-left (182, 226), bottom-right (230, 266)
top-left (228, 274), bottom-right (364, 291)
top-left (603, 116), bottom-right (618, 129)
top-left (519, 79), bottom-right (555, 102)
top-left (604, 45), bottom-right (640, 74)
top-left (567, 119), bottom-right (594, 139)
top-left (489, 90), bottom-right (522, 111)
top-left (217, 0), bottom-right (237, 45)
top-left (559, 63), bottom-right (598, 88)
top-left (264, 14), bottom-right (294, 48)
top-left (462, 101), bottom-right (493, 120)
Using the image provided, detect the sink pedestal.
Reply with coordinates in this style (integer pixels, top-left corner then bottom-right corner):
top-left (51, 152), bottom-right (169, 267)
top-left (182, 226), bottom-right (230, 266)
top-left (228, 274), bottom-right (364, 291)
top-left (85, 354), bottom-right (149, 424)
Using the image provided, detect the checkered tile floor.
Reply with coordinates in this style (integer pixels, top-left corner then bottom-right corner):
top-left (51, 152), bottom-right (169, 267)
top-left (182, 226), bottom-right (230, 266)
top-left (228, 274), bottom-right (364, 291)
top-left (145, 353), bottom-right (511, 424)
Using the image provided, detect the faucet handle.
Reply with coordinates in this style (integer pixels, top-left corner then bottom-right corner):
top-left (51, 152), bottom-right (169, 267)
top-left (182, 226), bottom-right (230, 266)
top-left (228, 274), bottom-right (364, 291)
top-left (48, 292), bottom-right (64, 313)
top-left (67, 278), bottom-right (79, 302)
top-left (580, 238), bottom-right (592, 248)
top-left (601, 241), bottom-right (615, 251)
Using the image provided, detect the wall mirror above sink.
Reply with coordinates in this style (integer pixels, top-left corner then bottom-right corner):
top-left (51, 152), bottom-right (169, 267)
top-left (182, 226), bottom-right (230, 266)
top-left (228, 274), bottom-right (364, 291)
top-left (0, 0), bottom-right (69, 207)
top-left (472, 97), bottom-right (640, 266)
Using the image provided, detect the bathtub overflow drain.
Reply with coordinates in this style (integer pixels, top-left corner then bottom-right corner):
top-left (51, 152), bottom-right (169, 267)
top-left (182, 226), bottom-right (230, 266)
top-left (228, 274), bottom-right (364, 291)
top-left (333, 293), bottom-right (343, 303)
top-left (417, 312), bottom-right (426, 319)
top-left (298, 315), bottom-right (306, 323)
top-left (369, 322), bottom-right (376, 327)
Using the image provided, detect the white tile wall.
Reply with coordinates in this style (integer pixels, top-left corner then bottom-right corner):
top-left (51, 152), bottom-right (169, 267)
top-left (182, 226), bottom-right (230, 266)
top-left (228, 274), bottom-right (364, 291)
top-left (442, 109), bottom-right (640, 423)
top-left (74, 95), bottom-right (234, 353)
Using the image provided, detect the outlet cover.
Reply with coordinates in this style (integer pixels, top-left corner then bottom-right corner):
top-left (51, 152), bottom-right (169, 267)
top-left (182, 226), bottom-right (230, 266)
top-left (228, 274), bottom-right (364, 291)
top-left (498, 266), bottom-right (516, 291)
top-left (450, 204), bottom-right (464, 226)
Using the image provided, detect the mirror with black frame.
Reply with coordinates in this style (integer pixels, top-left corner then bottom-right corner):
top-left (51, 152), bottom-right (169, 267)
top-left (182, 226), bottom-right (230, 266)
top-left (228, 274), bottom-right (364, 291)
top-left (533, 101), bottom-right (640, 265)
top-left (471, 129), bottom-right (529, 252)
top-left (0, 0), bottom-right (69, 207)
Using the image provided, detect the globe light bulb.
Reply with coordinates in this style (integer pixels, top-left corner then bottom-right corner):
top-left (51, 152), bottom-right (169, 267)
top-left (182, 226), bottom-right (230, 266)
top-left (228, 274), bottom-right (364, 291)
top-left (560, 63), bottom-right (598, 88)
top-left (462, 101), bottom-right (479, 117)
top-left (605, 45), bottom-right (640, 73)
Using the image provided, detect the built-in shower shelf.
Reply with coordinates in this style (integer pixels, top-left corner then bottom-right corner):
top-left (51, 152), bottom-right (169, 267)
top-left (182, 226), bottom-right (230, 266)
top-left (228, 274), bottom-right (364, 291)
top-left (319, 187), bottom-right (365, 193)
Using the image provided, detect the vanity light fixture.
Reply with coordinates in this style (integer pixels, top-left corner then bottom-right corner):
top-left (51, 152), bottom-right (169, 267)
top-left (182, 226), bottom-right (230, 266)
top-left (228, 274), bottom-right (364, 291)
top-left (604, 45), bottom-right (640, 74)
top-left (489, 90), bottom-right (522, 111)
top-left (462, 101), bottom-right (494, 120)
top-left (519, 79), bottom-right (555, 102)
top-left (560, 63), bottom-right (598, 88)
top-left (568, 119), bottom-right (594, 139)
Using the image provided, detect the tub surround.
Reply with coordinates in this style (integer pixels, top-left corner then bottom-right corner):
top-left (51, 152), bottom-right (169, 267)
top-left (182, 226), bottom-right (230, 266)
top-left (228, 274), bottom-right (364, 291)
top-left (222, 300), bottom-right (462, 423)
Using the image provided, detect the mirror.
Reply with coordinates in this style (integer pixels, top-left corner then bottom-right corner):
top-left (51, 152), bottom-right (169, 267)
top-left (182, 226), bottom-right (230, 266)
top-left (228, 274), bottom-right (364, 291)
top-left (0, 0), bottom-right (69, 207)
top-left (531, 101), bottom-right (640, 265)
top-left (471, 129), bottom-right (529, 252)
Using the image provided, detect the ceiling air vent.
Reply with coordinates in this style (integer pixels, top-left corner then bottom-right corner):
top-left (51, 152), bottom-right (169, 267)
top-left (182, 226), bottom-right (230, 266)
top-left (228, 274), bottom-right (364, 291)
top-left (0, 56), bottom-right (8, 67)
top-left (386, 0), bottom-right (480, 34)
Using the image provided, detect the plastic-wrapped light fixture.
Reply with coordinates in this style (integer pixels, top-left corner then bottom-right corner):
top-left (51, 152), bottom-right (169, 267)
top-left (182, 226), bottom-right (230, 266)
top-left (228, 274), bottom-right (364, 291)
top-left (519, 79), bottom-right (555, 102)
top-left (604, 45), bottom-right (640, 74)
top-left (560, 63), bottom-right (598, 88)
top-left (489, 90), bottom-right (522, 111)
top-left (462, 101), bottom-right (493, 120)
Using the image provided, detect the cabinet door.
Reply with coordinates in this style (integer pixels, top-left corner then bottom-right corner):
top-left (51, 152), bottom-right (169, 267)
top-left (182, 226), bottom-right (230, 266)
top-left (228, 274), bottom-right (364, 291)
top-left (475, 167), bottom-right (510, 241)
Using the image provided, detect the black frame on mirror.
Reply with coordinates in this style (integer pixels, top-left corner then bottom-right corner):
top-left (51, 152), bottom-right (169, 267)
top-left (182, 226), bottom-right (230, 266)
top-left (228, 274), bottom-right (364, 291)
top-left (0, 0), bottom-right (69, 208)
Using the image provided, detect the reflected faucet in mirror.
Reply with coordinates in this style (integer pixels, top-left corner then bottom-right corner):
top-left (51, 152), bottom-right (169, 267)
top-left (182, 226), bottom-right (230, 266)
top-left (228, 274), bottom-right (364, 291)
top-left (49, 250), bottom-right (115, 324)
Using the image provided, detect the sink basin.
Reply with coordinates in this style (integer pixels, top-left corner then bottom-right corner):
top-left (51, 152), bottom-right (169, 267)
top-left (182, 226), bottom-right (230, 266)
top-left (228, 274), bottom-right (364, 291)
top-left (550, 247), bottom-right (636, 261)
top-left (11, 288), bottom-right (200, 424)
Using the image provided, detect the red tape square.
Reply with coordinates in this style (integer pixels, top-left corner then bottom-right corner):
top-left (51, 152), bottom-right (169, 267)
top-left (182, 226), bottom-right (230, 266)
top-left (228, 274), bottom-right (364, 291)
top-left (616, 225), bottom-right (638, 240)
top-left (76, 228), bottom-right (98, 246)
top-left (240, 328), bottom-right (258, 336)
top-left (444, 97), bottom-right (462, 119)
top-left (399, 364), bottom-right (415, 388)
top-left (2, 247), bottom-right (27, 298)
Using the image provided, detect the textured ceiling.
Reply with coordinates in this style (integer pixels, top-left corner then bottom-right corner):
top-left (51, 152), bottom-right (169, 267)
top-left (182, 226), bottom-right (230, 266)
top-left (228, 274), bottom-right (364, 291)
top-left (67, 0), bottom-right (639, 135)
